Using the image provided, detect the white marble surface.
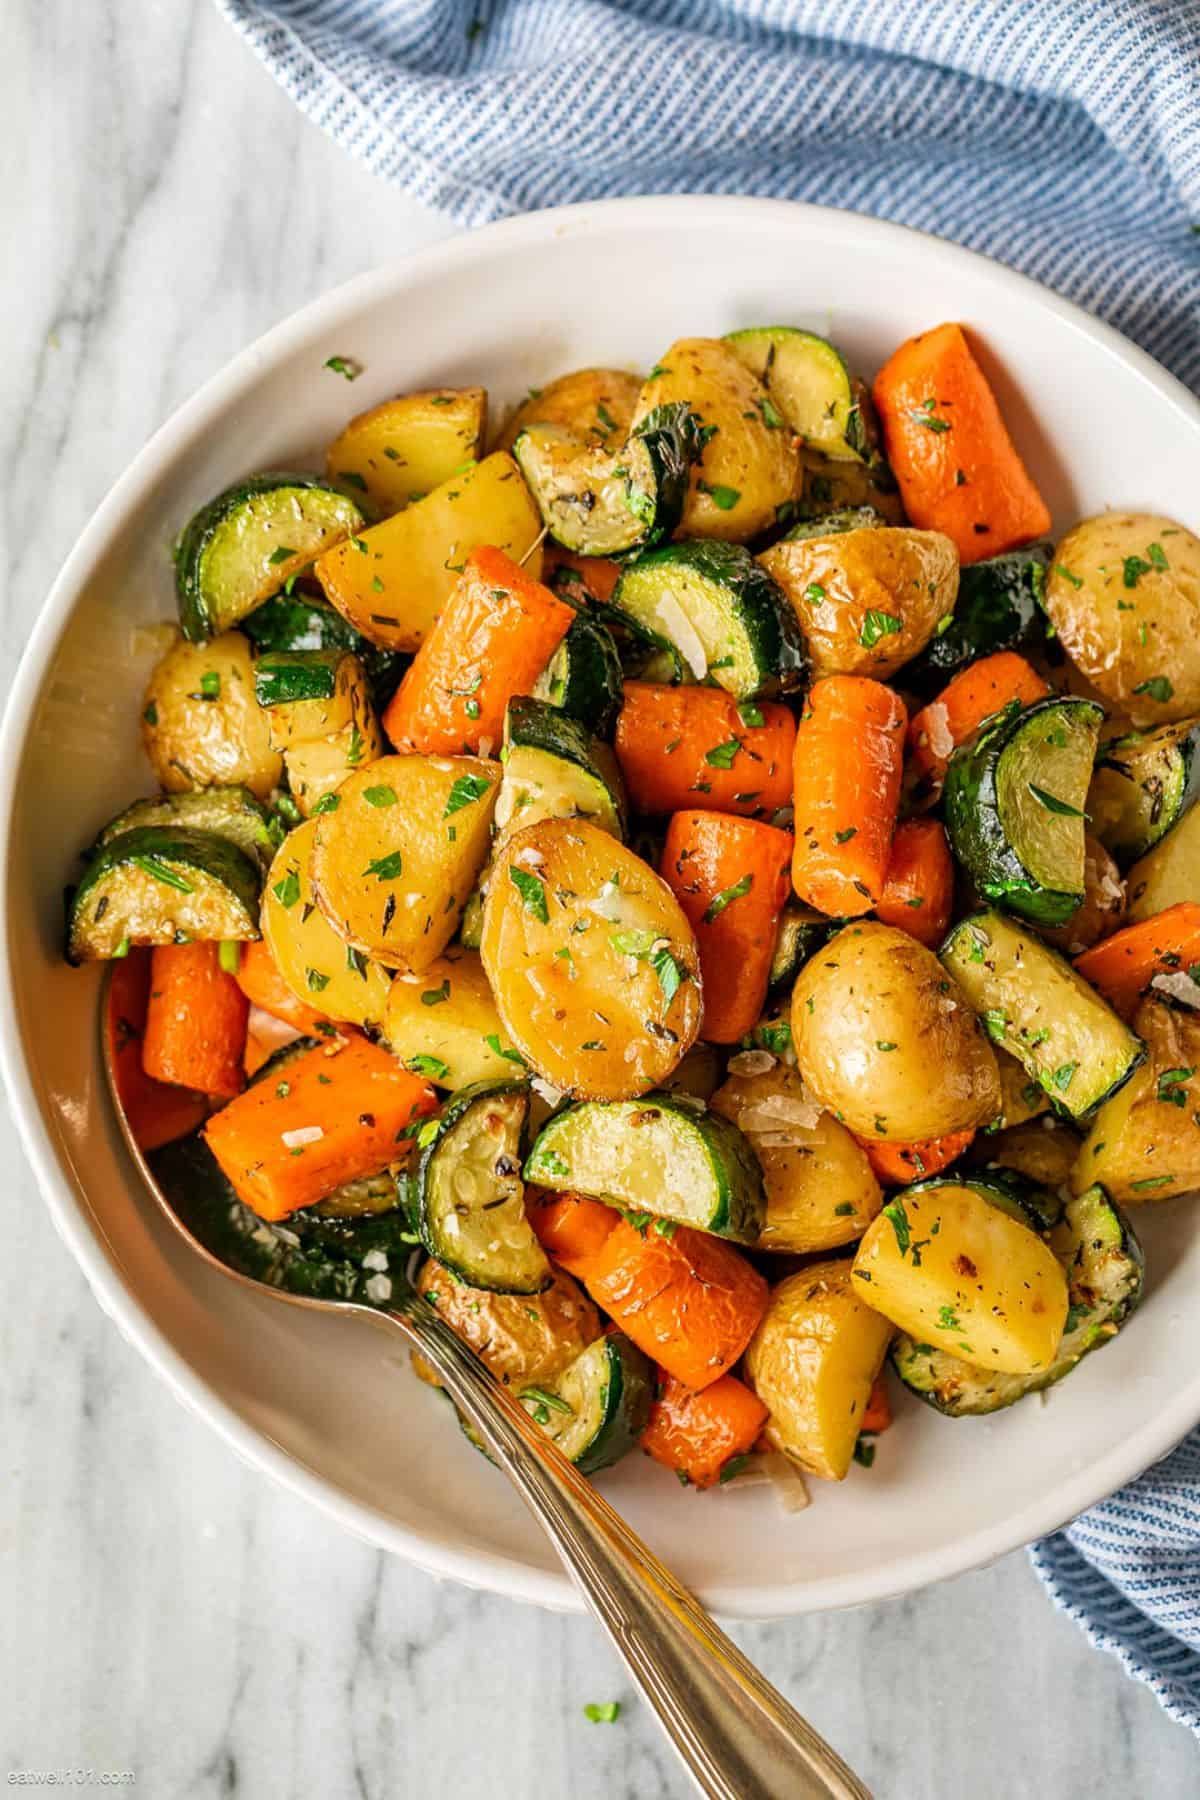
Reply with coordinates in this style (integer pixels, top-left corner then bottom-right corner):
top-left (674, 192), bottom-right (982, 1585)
top-left (2, 4), bottom-right (1198, 1794)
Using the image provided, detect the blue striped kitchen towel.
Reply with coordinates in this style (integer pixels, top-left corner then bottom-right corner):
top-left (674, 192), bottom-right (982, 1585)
top-left (217, 0), bottom-right (1200, 1729)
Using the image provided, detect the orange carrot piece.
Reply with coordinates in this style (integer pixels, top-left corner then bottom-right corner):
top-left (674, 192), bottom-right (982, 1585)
top-left (641, 1370), bottom-right (769, 1489)
top-left (908, 651), bottom-right (1049, 785)
top-left (542, 545), bottom-right (622, 605)
top-left (874, 818), bottom-right (955, 948)
top-left (142, 942), bottom-right (249, 1100)
top-left (660, 810), bottom-right (793, 1042)
top-left (1073, 903), bottom-right (1200, 1020)
top-left (529, 1191), bottom-right (617, 1279)
top-left (860, 1128), bottom-right (975, 1186)
top-left (872, 321), bottom-right (1051, 564)
top-left (382, 545), bottom-right (573, 755)
top-left (243, 1006), bottom-right (306, 1077)
top-left (234, 938), bottom-right (336, 1037)
top-left (861, 1372), bottom-right (893, 1436)
top-left (584, 1218), bottom-right (768, 1392)
top-left (204, 1035), bottom-right (437, 1221)
top-left (106, 950), bottom-right (209, 1152)
top-left (791, 676), bottom-right (907, 917)
top-left (615, 682), bottom-right (795, 819)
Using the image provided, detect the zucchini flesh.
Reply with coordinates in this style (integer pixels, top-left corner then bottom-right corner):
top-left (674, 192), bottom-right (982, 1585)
top-left (520, 1332), bottom-right (653, 1475)
top-left (68, 826), bottom-right (261, 962)
top-left (724, 327), bottom-right (865, 461)
top-left (533, 613), bottom-right (624, 737)
top-left (1087, 719), bottom-right (1200, 866)
top-left (905, 546), bottom-right (1050, 699)
top-left (940, 910), bottom-right (1144, 1120)
top-left (255, 649), bottom-right (368, 752)
top-left (612, 541), bottom-right (806, 701)
top-left (415, 1080), bottom-right (550, 1293)
top-left (514, 403), bottom-right (703, 557)
top-left (241, 594), bottom-right (409, 712)
top-left (494, 697), bottom-right (626, 842)
top-left (768, 901), bottom-right (828, 995)
top-left (524, 1093), bottom-right (766, 1244)
top-left (586, 598), bottom-right (686, 686)
top-left (175, 475), bottom-right (364, 641)
top-left (892, 1184), bottom-right (1143, 1415)
top-left (944, 697), bottom-right (1103, 926)
top-left (92, 786), bottom-right (275, 869)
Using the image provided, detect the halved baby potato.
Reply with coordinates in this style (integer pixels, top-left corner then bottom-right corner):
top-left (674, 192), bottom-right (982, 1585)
top-left (261, 819), bottom-right (392, 1027)
top-left (415, 1258), bottom-right (601, 1390)
top-left (326, 387), bottom-right (487, 517)
top-left (382, 946), bottom-right (524, 1089)
top-left (284, 700), bottom-right (384, 817)
top-left (480, 816), bottom-right (702, 1099)
top-left (1074, 996), bottom-right (1200, 1203)
top-left (496, 367), bottom-right (643, 455)
top-left (143, 631), bottom-right (281, 800)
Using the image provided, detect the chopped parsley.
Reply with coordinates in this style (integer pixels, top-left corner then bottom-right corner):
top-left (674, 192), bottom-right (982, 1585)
top-left (444, 772), bottom-right (492, 817)
top-left (272, 869), bottom-right (301, 909)
top-left (363, 851), bottom-right (404, 881)
top-left (1028, 783), bottom-right (1086, 818)
top-left (323, 355), bottom-right (362, 380)
top-left (1134, 676), bottom-right (1174, 705)
top-left (859, 610), bottom-right (902, 649)
top-left (509, 865), bottom-right (549, 923)
top-left (704, 738), bottom-right (741, 770)
top-left (407, 1054), bottom-right (449, 1079)
top-left (421, 980), bottom-right (450, 1007)
top-left (703, 873), bottom-right (753, 922)
top-left (362, 784), bottom-right (397, 808)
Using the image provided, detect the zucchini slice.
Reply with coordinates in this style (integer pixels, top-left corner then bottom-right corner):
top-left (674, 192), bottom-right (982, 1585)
top-left (940, 910), bottom-right (1144, 1120)
top-left (92, 786), bottom-right (275, 869)
top-left (520, 1332), bottom-right (653, 1475)
top-left (892, 1184), bottom-right (1144, 1415)
top-left (783, 506), bottom-right (887, 542)
top-left (254, 648), bottom-right (368, 751)
top-left (413, 1080), bottom-right (550, 1293)
top-left (175, 475), bottom-right (364, 642)
top-left (261, 820), bottom-right (392, 1027)
top-left (905, 546), bottom-right (1050, 699)
top-left (513, 403), bottom-right (703, 557)
top-left (611, 542), bottom-right (806, 700)
top-left (524, 1093), bottom-right (766, 1245)
top-left (1126, 799), bottom-right (1200, 923)
top-left (67, 827), bottom-right (261, 962)
top-left (533, 613), bottom-right (624, 737)
top-left (1087, 719), bottom-right (1200, 866)
top-left (724, 327), bottom-right (866, 461)
top-left (944, 696), bottom-right (1104, 926)
top-left (586, 599), bottom-right (686, 686)
top-left (767, 900), bottom-right (828, 996)
top-left (494, 697), bottom-right (626, 843)
top-left (241, 594), bottom-right (409, 713)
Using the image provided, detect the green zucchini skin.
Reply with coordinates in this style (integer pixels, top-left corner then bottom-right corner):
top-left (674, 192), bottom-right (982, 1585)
top-left (891, 1184), bottom-right (1143, 1416)
top-left (1087, 719), bottom-right (1200, 866)
top-left (905, 1168), bottom-right (1063, 1235)
top-left (524, 1092), bottom-right (766, 1245)
top-left (91, 786), bottom-right (275, 869)
top-left (533, 613), bottom-right (625, 737)
top-left (414, 1079), bottom-right (550, 1294)
top-left (175, 474), bottom-right (364, 642)
top-left (498, 695), bottom-right (627, 839)
top-left (241, 593), bottom-right (409, 711)
top-left (67, 826), bottom-right (262, 963)
top-left (723, 327), bottom-right (865, 460)
top-left (782, 506), bottom-right (888, 543)
top-left (522, 1333), bottom-right (654, 1476)
top-left (767, 901), bottom-right (829, 997)
top-left (513, 402), bottom-right (704, 557)
top-left (944, 695), bottom-right (1104, 926)
top-left (612, 541), bottom-right (807, 701)
top-left (253, 650), bottom-right (342, 708)
top-left (905, 545), bottom-right (1051, 699)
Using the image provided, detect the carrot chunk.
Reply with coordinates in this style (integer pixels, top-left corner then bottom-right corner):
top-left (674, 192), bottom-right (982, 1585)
top-left (234, 938), bottom-right (337, 1037)
top-left (142, 942), bottom-right (249, 1099)
top-left (529, 1191), bottom-right (618, 1280)
top-left (861, 1372), bottom-right (893, 1435)
top-left (106, 950), bottom-right (209, 1152)
top-left (615, 682), bottom-right (795, 819)
top-left (860, 1128), bottom-right (976, 1186)
top-left (641, 1370), bottom-right (769, 1489)
top-left (791, 676), bottom-right (907, 917)
top-left (1073, 904), bottom-right (1200, 1020)
top-left (874, 818), bottom-right (955, 947)
top-left (908, 651), bottom-right (1049, 787)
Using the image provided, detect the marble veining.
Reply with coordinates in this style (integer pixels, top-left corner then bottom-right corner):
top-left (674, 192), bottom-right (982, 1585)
top-left (2, 3), bottom-right (1198, 1794)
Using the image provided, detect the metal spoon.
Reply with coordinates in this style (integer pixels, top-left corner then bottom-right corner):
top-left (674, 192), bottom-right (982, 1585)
top-left (104, 992), bottom-right (870, 1800)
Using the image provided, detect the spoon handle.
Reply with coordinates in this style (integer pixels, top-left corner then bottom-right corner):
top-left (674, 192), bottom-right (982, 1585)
top-left (385, 1302), bottom-right (871, 1800)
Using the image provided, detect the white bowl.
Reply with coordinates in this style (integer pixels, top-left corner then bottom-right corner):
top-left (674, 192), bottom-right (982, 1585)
top-left (4, 197), bottom-right (1199, 1618)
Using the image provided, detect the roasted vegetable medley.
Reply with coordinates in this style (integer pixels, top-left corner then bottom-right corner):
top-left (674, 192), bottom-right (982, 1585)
top-left (71, 318), bottom-right (1200, 1490)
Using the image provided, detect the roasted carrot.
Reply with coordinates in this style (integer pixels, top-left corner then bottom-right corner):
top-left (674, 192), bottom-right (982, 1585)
top-left (382, 544), bottom-right (573, 755)
top-left (791, 676), bottom-right (907, 917)
top-left (105, 950), bottom-right (209, 1152)
top-left (583, 1217), bottom-right (768, 1392)
top-left (529, 1190), bottom-right (617, 1280)
top-left (860, 1128), bottom-right (975, 1186)
top-left (234, 938), bottom-right (336, 1037)
top-left (243, 1006), bottom-right (306, 1077)
top-left (861, 1372), bottom-right (893, 1436)
top-left (615, 682), bottom-right (795, 820)
top-left (542, 545), bottom-right (622, 605)
top-left (142, 942), bottom-right (249, 1100)
top-left (872, 321), bottom-right (1052, 564)
top-left (874, 818), bottom-right (955, 948)
top-left (659, 810), bottom-right (793, 1042)
top-left (1073, 903), bottom-right (1200, 1020)
top-left (641, 1370), bottom-right (769, 1489)
top-left (908, 651), bottom-right (1049, 786)
top-left (204, 1034), bottom-right (437, 1221)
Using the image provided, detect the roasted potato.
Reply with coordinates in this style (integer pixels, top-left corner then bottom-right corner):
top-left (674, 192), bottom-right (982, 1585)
top-left (990, 1046), bottom-right (1049, 1130)
top-left (382, 947), bottom-right (523, 1090)
top-left (261, 821), bottom-right (392, 1028)
top-left (711, 1062), bottom-right (883, 1253)
top-left (1042, 513), bottom-right (1200, 725)
top-left (1036, 834), bottom-right (1125, 955)
top-left (495, 367), bottom-right (642, 455)
top-left (326, 387), bottom-right (487, 517)
top-left (284, 702), bottom-right (384, 817)
top-left (790, 923), bottom-right (1001, 1140)
top-left (1074, 996), bottom-right (1200, 1202)
top-left (1126, 802), bottom-right (1200, 922)
top-left (632, 338), bottom-right (800, 542)
top-left (853, 1180), bottom-right (1069, 1374)
top-left (797, 447), bottom-right (906, 524)
top-left (142, 632), bottom-right (281, 800)
top-left (977, 1119), bottom-right (1080, 1192)
top-left (416, 1259), bottom-right (601, 1389)
top-left (743, 1261), bottom-right (893, 1480)
top-left (758, 526), bottom-right (958, 680)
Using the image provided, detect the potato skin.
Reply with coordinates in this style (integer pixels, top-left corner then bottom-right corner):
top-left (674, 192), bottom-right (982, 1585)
top-left (1043, 513), bottom-right (1200, 725)
top-left (975, 1120), bottom-right (1079, 1192)
top-left (1036, 834), bottom-right (1125, 956)
top-left (790, 922), bottom-right (1001, 1140)
top-left (632, 338), bottom-right (800, 542)
top-left (415, 1258), bottom-right (601, 1389)
top-left (1074, 997), bottom-right (1200, 1203)
top-left (759, 526), bottom-right (958, 679)
top-left (495, 367), bottom-right (642, 455)
top-left (143, 631), bottom-right (281, 799)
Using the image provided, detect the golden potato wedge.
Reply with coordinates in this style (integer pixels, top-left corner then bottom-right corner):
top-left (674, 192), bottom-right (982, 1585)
top-left (759, 526), bottom-right (958, 680)
top-left (1043, 513), bottom-right (1200, 725)
top-left (711, 1062), bottom-right (883, 1253)
top-left (326, 387), bottom-right (486, 517)
top-left (415, 1259), bottom-right (601, 1389)
top-left (791, 923), bottom-right (1001, 1141)
top-left (1126, 802), bottom-right (1200, 922)
top-left (495, 367), bottom-right (642, 455)
top-left (284, 700), bottom-right (384, 817)
top-left (480, 817), bottom-right (701, 1100)
top-left (382, 947), bottom-right (523, 1090)
top-left (261, 820), bottom-right (392, 1027)
top-left (978, 1119), bottom-right (1080, 1191)
top-left (1035, 834), bottom-right (1125, 956)
top-left (743, 1261), bottom-right (893, 1480)
top-left (1074, 996), bottom-right (1200, 1202)
top-left (632, 338), bottom-right (800, 542)
top-left (852, 1180), bottom-right (1068, 1374)
top-left (311, 754), bottom-right (499, 970)
top-left (990, 1047), bottom-right (1050, 1130)
top-left (142, 632), bottom-right (281, 800)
